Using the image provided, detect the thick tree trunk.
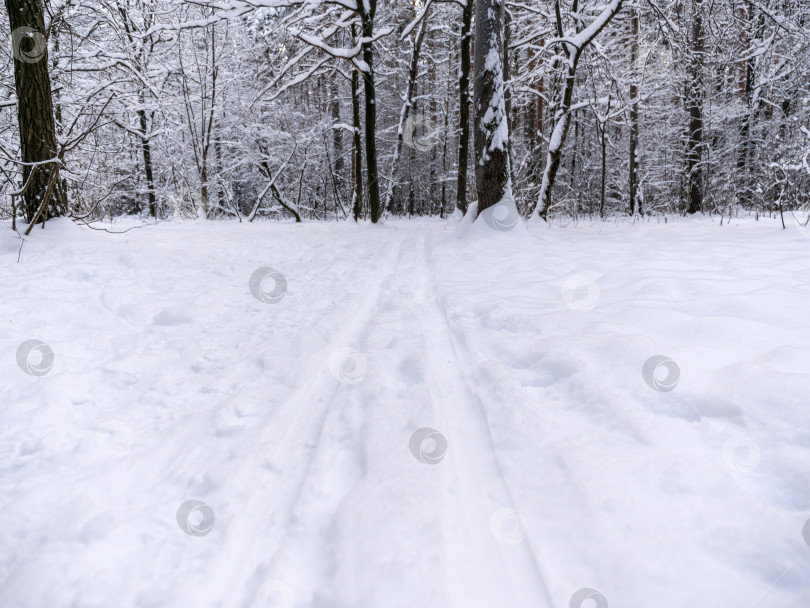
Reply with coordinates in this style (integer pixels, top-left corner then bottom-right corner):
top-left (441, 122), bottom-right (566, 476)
top-left (429, 31), bottom-right (438, 212)
top-left (358, 1), bottom-right (381, 223)
top-left (456, 0), bottom-right (473, 215)
top-left (6, 0), bottom-right (67, 224)
top-left (473, 0), bottom-right (512, 215)
top-left (685, 0), bottom-right (705, 214)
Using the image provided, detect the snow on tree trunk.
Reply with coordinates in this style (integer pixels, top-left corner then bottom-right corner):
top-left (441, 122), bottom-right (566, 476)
top-left (473, 0), bottom-right (519, 230)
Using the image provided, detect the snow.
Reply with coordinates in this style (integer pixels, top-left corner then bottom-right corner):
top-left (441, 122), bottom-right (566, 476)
top-left (2, 216), bottom-right (810, 607)
top-left (464, 185), bottom-right (523, 235)
top-left (480, 43), bottom-right (510, 155)
top-left (567, 0), bottom-right (623, 51)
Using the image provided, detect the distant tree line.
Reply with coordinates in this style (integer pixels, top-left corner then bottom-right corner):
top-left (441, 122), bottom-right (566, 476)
top-left (2, 0), bottom-right (809, 228)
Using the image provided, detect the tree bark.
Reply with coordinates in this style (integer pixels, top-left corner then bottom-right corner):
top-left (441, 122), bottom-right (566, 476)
top-left (628, 7), bottom-right (640, 215)
top-left (685, 0), bottom-right (705, 214)
top-left (473, 0), bottom-right (512, 214)
top-left (351, 24), bottom-right (364, 223)
top-left (441, 33), bottom-right (452, 217)
top-left (330, 73), bottom-right (344, 201)
top-left (358, 0), bottom-right (381, 223)
top-left (138, 107), bottom-right (157, 217)
top-left (429, 30), bottom-right (438, 213)
top-left (6, 0), bottom-right (67, 224)
top-left (456, 0), bottom-right (473, 215)
top-left (503, 7), bottom-right (519, 198)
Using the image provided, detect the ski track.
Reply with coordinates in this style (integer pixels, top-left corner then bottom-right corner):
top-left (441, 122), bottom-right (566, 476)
top-left (2, 217), bottom-right (810, 607)
top-left (409, 234), bottom-right (553, 608)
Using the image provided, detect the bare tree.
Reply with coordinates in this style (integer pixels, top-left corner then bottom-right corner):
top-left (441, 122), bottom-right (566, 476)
top-left (530, 0), bottom-right (624, 221)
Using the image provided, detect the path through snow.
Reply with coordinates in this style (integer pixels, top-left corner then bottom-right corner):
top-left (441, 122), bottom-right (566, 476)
top-left (2, 217), bottom-right (810, 607)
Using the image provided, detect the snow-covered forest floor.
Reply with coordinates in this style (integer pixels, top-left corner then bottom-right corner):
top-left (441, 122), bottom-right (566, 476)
top-left (2, 216), bottom-right (810, 608)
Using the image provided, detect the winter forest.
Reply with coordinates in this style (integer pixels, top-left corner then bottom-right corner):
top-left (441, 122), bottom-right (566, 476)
top-left (2, 0), bottom-right (809, 223)
top-left (3, 0), bottom-right (810, 607)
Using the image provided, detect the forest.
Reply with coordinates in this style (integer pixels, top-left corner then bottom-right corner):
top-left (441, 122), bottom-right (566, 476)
top-left (2, 0), bottom-right (809, 227)
top-left (3, 2), bottom-right (810, 608)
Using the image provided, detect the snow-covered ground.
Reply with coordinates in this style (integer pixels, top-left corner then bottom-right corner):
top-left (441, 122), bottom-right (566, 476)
top-left (2, 216), bottom-right (810, 608)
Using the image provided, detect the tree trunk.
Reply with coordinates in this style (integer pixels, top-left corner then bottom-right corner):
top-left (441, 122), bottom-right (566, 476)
top-left (441, 33), bottom-right (452, 217)
top-left (330, 73), bottom-right (344, 201)
top-left (6, 0), bottom-right (67, 224)
top-left (628, 7), bottom-right (640, 215)
top-left (358, 0), bottom-right (381, 223)
top-left (138, 107), bottom-right (157, 217)
top-left (473, 0), bottom-right (512, 215)
top-left (736, 6), bottom-right (758, 207)
top-left (503, 7), bottom-right (519, 199)
top-left (534, 60), bottom-right (577, 220)
top-left (599, 115), bottom-right (607, 217)
top-left (456, 0), bottom-right (473, 215)
top-left (351, 24), bottom-right (364, 223)
top-left (429, 31), bottom-right (438, 212)
top-left (685, 0), bottom-right (705, 214)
